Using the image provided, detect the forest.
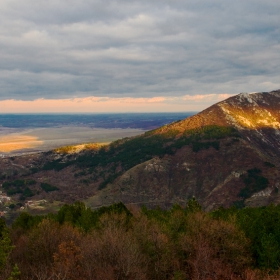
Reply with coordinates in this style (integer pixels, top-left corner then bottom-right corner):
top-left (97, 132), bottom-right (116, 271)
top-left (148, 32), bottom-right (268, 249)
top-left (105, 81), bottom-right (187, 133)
top-left (1, 199), bottom-right (280, 279)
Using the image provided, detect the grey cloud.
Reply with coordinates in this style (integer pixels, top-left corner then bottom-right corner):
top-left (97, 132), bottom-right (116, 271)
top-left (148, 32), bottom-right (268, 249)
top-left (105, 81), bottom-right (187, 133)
top-left (0, 0), bottom-right (279, 100)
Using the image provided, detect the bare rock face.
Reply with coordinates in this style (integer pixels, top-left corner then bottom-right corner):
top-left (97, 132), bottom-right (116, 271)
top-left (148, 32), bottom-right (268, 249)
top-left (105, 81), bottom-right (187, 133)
top-left (217, 90), bottom-right (280, 158)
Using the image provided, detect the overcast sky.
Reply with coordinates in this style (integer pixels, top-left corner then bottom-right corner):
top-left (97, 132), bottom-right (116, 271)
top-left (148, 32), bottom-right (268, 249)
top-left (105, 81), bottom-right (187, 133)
top-left (0, 0), bottom-right (279, 112)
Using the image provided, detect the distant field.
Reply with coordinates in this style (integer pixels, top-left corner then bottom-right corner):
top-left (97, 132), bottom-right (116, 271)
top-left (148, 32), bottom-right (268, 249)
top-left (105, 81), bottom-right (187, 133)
top-left (0, 126), bottom-right (144, 155)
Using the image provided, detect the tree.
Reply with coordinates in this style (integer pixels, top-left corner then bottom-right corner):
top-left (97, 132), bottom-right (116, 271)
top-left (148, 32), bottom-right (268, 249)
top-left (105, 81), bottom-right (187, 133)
top-left (53, 241), bottom-right (83, 280)
top-left (7, 264), bottom-right (21, 280)
top-left (0, 219), bottom-right (13, 271)
top-left (179, 212), bottom-right (252, 279)
top-left (185, 197), bottom-right (202, 214)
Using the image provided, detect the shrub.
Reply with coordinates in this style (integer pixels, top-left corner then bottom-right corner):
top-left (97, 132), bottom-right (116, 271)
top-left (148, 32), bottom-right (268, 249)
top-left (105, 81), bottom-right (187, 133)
top-left (40, 183), bottom-right (59, 192)
top-left (239, 168), bottom-right (269, 198)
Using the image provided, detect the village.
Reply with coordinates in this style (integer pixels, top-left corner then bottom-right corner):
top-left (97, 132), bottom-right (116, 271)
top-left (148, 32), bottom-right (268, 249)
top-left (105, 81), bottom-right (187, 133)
top-left (0, 190), bottom-right (12, 217)
top-left (0, 189), bottom-right (47, 217)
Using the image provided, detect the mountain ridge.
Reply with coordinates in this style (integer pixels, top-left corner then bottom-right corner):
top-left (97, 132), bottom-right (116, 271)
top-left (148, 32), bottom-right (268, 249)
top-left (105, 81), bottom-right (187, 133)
top-left (1, 89), bottom-right (280, 215)
top-left (153, 89), bottom-right (280, 159)
top-left (102, 89), bottom-right (280, 210)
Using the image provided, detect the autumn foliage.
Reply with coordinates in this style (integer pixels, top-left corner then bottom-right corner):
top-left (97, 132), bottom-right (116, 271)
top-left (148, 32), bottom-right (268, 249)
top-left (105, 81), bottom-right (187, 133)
top-left (1, 200), bottom-right (280, 279)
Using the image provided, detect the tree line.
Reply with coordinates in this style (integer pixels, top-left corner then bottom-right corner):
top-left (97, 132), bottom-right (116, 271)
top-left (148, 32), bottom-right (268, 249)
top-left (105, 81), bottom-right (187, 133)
top-left (1, 199), bottom-right (280, 279)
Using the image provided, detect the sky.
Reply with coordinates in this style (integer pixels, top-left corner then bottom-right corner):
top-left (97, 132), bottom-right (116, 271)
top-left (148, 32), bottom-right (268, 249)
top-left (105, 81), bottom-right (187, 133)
top-left (0, 0), bottom-right (279, 112)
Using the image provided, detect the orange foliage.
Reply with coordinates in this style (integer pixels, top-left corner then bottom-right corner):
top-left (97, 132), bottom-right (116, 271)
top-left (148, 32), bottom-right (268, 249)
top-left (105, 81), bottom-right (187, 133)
top-left (5, 209), bottom-right (280, 280)
top-left (53, 240), bottom-right (84, 280)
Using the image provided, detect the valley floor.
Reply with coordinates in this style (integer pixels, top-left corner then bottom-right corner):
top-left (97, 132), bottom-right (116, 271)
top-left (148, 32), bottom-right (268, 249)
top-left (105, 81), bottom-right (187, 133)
top-left (0, 126), bottom-right (144, 156)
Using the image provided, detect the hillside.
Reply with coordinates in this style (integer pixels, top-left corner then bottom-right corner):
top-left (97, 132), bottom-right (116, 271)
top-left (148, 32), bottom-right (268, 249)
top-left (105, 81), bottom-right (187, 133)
top-left (163, 89), bottom-right (280, 158)
top-left (1, 90), bottom-right (280, 213)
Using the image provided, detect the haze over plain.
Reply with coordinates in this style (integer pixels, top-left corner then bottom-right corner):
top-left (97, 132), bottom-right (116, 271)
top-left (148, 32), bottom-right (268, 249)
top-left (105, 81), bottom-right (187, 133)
top-left (0, 0), bottom-right (279, 112)
top-left (0, 113), bottom-right (192, 154)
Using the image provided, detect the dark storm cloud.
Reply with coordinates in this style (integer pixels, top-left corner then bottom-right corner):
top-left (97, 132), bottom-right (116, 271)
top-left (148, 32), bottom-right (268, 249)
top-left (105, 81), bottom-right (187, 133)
top-left (0, 0), bottom-right (279, 100)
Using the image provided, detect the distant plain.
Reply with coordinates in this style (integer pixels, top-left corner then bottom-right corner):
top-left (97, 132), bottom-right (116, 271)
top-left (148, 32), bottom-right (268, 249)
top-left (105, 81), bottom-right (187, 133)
top-left (0, 113), bottom-right (194, 155)
top-left (0, 127), bottom-right (144, 154)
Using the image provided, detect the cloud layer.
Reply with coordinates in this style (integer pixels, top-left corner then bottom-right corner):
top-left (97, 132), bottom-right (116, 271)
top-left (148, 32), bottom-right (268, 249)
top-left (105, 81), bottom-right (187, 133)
top-left (0, 0), bottom-right (279, 108)
top-left (0, 94), bottom-right (232, 113)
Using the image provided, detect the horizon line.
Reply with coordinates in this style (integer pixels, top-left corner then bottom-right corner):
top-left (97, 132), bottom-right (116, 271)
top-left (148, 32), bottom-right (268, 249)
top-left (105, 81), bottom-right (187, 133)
top-left (0, 111), bottom-right (198, 114)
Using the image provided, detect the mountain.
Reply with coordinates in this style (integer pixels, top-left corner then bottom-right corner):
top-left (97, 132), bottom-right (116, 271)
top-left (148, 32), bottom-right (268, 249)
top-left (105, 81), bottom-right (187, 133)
top-left (104, 89), bottom-right (280, 210)
top-left (1, 90), bottom-right (280, 213)
top-left (165, 89), bottom-right (280, 158)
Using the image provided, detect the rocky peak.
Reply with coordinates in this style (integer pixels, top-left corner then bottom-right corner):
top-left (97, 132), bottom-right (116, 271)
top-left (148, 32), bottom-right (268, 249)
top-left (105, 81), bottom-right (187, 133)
top-left (163, 90), bottom-right (280, 159)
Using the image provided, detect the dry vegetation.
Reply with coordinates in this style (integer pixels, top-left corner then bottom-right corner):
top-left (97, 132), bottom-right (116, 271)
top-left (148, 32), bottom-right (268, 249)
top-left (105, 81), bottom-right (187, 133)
top-left (2, 200), bottom-right (280, 280)
top-left (54, 143), bottom-right (106, 154)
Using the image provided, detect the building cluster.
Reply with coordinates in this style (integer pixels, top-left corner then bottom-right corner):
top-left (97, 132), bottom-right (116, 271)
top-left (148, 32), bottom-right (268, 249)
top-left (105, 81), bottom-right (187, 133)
top-left (25, 200), bottom-right (47, 207)
top-left (0, 191), bottom-right (11, 217)
top-left (0, 191), bottom-right (11, 204)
